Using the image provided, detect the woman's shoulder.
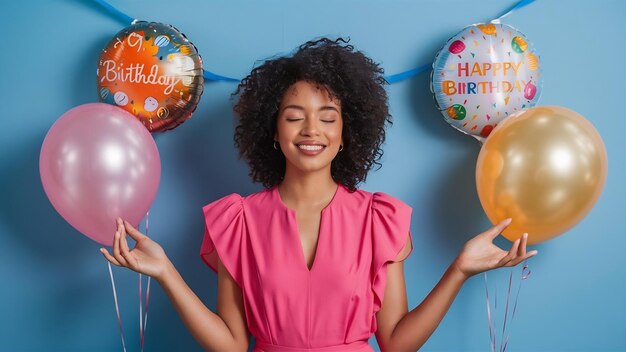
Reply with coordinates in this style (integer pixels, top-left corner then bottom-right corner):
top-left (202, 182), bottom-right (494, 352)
top-left (341, 184), bottom-right (372, 202)
top-left (343, 185), bottom-right (408, 208)
top-left (202, 192), bottom-right (242, 212)
top-left (203, 187), bottom-right (272, 208)
top-left (204, 188), bottom-right (280, 221)
top-left (242, 187), bottom-right (274, 203)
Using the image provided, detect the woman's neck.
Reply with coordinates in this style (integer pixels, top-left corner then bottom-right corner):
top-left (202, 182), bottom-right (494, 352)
top-left (278, 166), bottom-right (337, 209)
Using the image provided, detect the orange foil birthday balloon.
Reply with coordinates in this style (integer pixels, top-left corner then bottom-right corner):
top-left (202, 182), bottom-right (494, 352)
top-left (97, 21), bottom-right (204, 132)
top-left (476, 106), bottom-right (608, 244)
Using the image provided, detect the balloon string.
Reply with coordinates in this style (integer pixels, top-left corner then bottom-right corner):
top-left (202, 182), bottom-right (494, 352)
top-left (144, 277), bottom-right (151, 351)
top-left (501, 262), bottom-right (531, 351)
top-left (139, 274), bottom-right (152, 351)
top-left (485, 261), bottom-right (532, 352)
top-left (499, 270), bottom-right (514, 352)
top-left (139, 273), bottom-right (144, 350)
top-left (494, 283), bottom-right (499, 349)
top-left (91, 0), bottom-right (535, 84)
top-left (139, 210), bottom-right (152, 352)
top-left (484, 272), bottom-right (496, 352)
top-left (108, 262), bottom-right (127, 352)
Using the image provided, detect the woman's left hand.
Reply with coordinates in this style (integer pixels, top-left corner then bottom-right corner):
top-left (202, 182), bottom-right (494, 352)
top-left (453, 218), bottom-right (538, 280)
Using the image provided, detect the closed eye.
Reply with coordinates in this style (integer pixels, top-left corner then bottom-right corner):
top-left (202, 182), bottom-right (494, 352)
top-left (321, 120), bottom-right (336, 123)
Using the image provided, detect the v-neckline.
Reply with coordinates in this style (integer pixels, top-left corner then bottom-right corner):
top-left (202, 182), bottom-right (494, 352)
top-left (274, 183), bottom-right (342, 272)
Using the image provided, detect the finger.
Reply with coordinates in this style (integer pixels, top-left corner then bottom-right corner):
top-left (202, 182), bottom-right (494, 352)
top-left (484, 218), bottom-right (513, 240)
top-left (112, 228), bottom-right (128, 267)
top-left (118, 218), bottom-right (130, 251)
top-left (116, 218), bottom-right (125, 244)
top-left (118, 220), bottom-right (139, 272)
top-left (508, 247), bottom-right (539, 267)
top-left (117, 217), bottom-right (124, 233)
top-left (517, 233), bottom-right (528, 258)
top-left (124, 220), bottom-right (147, 241)
top-left (100, 248), bottom-right (121, 266)
top-left (119, 222), bottom-right (134, 265)
top-left (509, 233), bottom-right (529, 267)
top-left (508, 255), bottom-right (527, 267)
top-left (525, 250), bottom-right (539, 260)
top-left (497, 238), bottom-right (520, 266)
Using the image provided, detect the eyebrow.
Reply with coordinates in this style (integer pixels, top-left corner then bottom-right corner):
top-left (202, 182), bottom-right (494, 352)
top-left (281, 105), bottom-right (339, 113)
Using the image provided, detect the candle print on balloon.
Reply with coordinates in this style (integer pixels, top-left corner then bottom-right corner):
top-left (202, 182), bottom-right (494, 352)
top-left (97, 21), bottom-right (204, 132)
top-left (431, 23), bottom-right (542, 140)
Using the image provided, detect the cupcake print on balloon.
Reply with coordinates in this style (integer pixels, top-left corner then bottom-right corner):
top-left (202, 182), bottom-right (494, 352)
top-left (97, 21), bottom-right (204, 132)
top-left (431, 23), bottom-right (542, 141)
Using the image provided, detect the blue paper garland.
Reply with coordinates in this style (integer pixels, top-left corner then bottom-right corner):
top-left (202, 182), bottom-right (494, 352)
top-left (92, 0), bottom-right (535, 84)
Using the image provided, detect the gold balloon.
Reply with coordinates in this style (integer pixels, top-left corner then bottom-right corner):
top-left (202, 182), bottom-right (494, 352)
top-left (476, 106), bottom-right (608, 244)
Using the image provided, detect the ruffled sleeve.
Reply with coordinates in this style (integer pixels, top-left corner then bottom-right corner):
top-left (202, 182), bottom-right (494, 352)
top-left (200, 193), bottom-right (245, 288)
top-left (370, 192), bottom-right (413, 315)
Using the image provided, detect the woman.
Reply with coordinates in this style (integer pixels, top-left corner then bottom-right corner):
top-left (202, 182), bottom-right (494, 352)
top-left (101, 38), bottom-right (536, 351)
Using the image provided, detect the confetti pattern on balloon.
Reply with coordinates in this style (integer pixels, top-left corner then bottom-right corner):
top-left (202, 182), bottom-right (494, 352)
top-left (97, 21), bottom-right (204, 132)
top-left (480, 124), bottom-right (494, 138)
top-left (431, 23), bottom-right (542, 141)
top-left (477, 23), bottom-right (497, 35)
top-left (511, 36), bottom-right (528, 53)
top-left (449, 40), bottom-right (466, 54)
top-left (524, 80), bottom-right (537, 100)
top-left (447, 104), bottom-right (467, 120)
top-left (526, 52), bottom-right (539, 71)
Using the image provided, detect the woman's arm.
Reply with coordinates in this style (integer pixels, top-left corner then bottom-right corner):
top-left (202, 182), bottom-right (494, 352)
top-left (376, 258), bottom-right (466, 351)
top-left (101, 218), bottom-right (249, 351)
top-left (375, 218), bottom-right (537, 351)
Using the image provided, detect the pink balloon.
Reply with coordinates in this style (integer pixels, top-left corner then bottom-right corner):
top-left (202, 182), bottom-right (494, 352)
top-left (40, 103), bottom-right (161, 246)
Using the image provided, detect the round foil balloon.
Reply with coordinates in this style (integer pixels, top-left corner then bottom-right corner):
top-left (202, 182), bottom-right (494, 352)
top-left (432, 23), bottom-right (542, 141)
top-left (97, 21), bottom-right (204, 132)
top-left (476, 106), bottom-right (607, 245)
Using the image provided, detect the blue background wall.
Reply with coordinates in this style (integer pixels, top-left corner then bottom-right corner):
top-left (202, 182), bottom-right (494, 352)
top-left (1, 0), bottom-right (624, 351)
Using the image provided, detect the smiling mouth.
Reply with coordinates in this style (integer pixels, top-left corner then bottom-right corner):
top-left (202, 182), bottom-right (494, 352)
top-left (296, 144), bottom-right (326, 151)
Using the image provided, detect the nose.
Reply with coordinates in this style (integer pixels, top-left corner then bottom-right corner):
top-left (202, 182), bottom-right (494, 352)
top-left (300, 117), bottom-right (320, 136)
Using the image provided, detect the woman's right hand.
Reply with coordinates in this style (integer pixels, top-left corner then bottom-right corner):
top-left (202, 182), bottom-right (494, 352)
top-left (100, 218), bottom-right (170, 281)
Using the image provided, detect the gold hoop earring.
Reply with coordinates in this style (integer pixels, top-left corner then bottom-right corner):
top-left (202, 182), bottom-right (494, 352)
top-left (339, 144), bottom-right (344, 152)
top-left (274, 141), bottom-right (279, 150)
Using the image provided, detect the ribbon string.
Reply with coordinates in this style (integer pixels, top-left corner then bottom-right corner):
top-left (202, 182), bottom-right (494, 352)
top-left (484, 261), bottom-right (531, 352)
top-left (502, 264), bottom-right (531, 350)
top-left (139, 210), bottom-right (152, 352)
top-left (108, 261), bottom-right (127, 352)
top-left (107, 209), bottom-right (152, 352)
top-left (500, 271), bottom-right (513, 352)
top-left (139, 273), bottom-right (144, 350)
top-left (484, 273), bottom-right (496, 352)
top-left (91, 0), bottom-right (536, 84)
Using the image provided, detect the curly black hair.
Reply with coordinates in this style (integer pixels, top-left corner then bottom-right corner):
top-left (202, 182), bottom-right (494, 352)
top-left (232, 37), bottom-right (391, 192)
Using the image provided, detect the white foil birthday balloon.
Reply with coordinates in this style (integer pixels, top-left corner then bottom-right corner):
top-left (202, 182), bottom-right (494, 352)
top-left (431, 23), bottom-right (542, 141)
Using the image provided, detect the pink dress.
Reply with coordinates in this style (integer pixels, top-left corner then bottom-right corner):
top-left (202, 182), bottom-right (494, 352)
top-left (200, 183), bottom-right (413, 352)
